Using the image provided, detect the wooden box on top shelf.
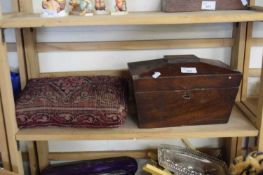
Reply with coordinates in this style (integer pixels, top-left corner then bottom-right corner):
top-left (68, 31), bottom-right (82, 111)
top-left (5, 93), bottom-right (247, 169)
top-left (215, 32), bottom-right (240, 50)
top-left (128, 55), bottom-right (242, 128)
top-left (161, 0), bottom-right (249, 12)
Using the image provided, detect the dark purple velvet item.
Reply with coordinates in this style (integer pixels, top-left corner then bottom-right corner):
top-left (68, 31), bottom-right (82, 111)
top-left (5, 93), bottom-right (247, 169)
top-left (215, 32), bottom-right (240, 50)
top-left (41, 157), bottom-right (138, 175)
top-left (90, 170), bottom-right (132, 175)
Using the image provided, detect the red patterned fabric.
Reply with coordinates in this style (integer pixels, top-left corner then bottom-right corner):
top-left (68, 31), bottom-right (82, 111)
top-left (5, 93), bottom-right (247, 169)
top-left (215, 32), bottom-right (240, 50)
top-left (16, 76), bottom-right (128, 128)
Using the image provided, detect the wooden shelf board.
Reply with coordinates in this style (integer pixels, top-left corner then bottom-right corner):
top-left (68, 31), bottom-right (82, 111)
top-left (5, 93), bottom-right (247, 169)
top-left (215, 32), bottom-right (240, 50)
top-left (16, 106), bottom-right (258, 141)
top-left (2, 10), bottom-right (263, 28)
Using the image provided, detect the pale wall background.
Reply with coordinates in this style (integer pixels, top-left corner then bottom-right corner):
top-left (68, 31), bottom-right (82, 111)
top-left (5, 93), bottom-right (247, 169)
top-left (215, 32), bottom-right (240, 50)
top-left (1, 0), bottom-right (263, 152)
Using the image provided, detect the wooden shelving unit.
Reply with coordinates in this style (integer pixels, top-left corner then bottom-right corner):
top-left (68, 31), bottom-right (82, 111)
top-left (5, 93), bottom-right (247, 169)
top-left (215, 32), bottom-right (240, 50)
top-left (0, 0), bottom-right (263, 174)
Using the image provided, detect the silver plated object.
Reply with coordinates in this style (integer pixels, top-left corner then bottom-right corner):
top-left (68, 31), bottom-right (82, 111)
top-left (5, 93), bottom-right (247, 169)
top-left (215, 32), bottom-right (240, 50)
top-left (158, 145), bottom-right (229, 175)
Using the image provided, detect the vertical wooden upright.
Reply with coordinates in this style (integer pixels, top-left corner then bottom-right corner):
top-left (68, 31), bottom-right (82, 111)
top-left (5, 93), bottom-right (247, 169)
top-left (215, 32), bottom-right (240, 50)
top-left (231, 22), bottom-right (247, 101)
top-left (19, 0), bottom-right (50, 172)
top-left (257, 58), bottom-right (263, 151)
top-left (27, 142), bottom-right (39, 175)
top-left (36, 142), bottom-right (49, 172)
top-left (19, 0), bottom-right (40, 79)
top-left (241, 22), bottom-right (253, 102)
top-left (0, 2), bottom-right (10, 170)
top-left (224, 22), bottom-right (248, 164)
top-left (251, 0), bottom-right (263, 152)
top-left (13, 0), bottom-right (40, 174)
top-left (241, 0), bottom-right (256, 103)
top-left (240, 0), bottom-right (263, 151)
top-left (12, 0), bottom-right (28, 89)
top-left (0, 29), bottom-right (24, 174)
top-left (0, 1), bottom-right (26, 174)
top-left (0, 94), bottom-right (11, 170)
top-left (22, 28), bottom-right (40, 79)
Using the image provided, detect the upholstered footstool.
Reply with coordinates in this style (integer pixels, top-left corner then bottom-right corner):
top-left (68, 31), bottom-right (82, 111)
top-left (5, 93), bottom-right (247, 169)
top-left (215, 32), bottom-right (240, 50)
top-left (16, 76), bottom-right (128, 128)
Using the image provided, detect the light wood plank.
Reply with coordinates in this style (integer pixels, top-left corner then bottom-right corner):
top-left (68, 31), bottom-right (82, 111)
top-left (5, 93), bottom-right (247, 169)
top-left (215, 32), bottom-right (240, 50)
top-left (0, 94), bottom-right (11, 170)
top-left (256, 55), bottom-right (263, 151)
top-left (250, 6), bottom-right (263, 11)
top-left (17, 2), bottom-right (42, 172)
top-left (0, 30), bottom-right (24, 174)
top-left (11, 0), bottom-right (19, 12)
top-left (16, 30), bottom-right (27, 89)
top-left (37, 39), bottom-right (234, 52)
top-left (27, 142), bottom-right (38, 175)
top-left (241, 22), bottom-right (253, 102)
top-left (1, 1), bottom-right (28, 174)
top-left (236, 138), bottom-right (243, 156)
top-left (2, 10), bottom-right (263, 28)
top-left (18, 0), bottom-right (33, 13)
top-left (249, 0), bottom-right (256, 7)
top-left (19, 0), bottom-right (39, 79)
top-left (6, 38), bottom-right (234, 52)
top-left (249, 68), bottom-right (261, 77)
top-left (224, 137), bottom-right (238, 165)
top-left (231, 23), bottom-right (247, 71)
top-left (252, 38), bottom-right (263, 46)
top-left (11, 0), bottom-right (27, 86)
top-left (16, 106), bottom-right (258, 141)
top-left (36, 142), bottom-right (49, 172)
top-left (231, 22), bottom-right (247, 102)
top-left (23, 29), bottom-right (40, 79)
top-left (143, 164), bottom-right (172, 175)
top-left (16, 2), bottom-right (40, 173)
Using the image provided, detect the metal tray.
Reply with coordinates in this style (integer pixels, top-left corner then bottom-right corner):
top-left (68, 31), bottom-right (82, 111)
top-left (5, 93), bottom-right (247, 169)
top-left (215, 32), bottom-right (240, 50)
top-left (158, 145), bottom-right (229, 175)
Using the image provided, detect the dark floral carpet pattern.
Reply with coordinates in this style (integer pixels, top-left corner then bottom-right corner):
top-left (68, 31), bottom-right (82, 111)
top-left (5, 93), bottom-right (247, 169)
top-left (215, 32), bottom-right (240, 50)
top-left (16, 76), bottom-right (128, 128)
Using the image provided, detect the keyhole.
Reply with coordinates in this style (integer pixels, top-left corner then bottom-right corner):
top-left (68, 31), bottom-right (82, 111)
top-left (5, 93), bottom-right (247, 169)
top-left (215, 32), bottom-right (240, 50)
top-left (183, 92), bottom-right (192, 100)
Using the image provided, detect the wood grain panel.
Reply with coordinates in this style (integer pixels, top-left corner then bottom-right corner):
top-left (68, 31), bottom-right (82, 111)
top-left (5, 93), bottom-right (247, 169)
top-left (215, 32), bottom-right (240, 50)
top-left (15, 29), bottom-right (28, 89)
top-left (16, 107), bottom-right (258, 141)
top-left (6, 38), bottom-right (235, 52)
top-left (0, 29), bottom-right (24, 174)
top-left (27, 142), bottom-right (38, 175)
top-left (36, 141), bottom-right (49, 172)
top-left (0, 94), bottom-right (11, 170)
top-left (249, 68), bottom-right (261, 77)
top-left (242, 22), bottom-right (253, 102)
top-left (252, 38), bottom-right (263, 46)
top-left (231, 22), bottom-right (247, 102)
top-left (37, 39), bottom-right (234, 52)
top-left (2, 11), bottom-right (263, 28)
top-left (256, 56), bottom-right (263, 151)
top-left (23, 29), bottom-right (40, 79)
